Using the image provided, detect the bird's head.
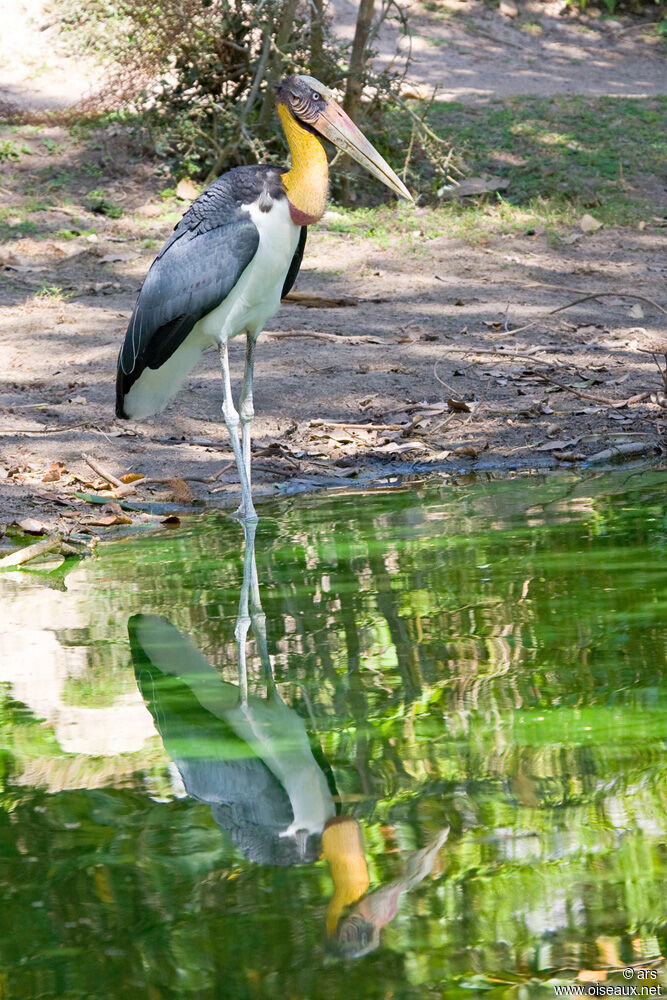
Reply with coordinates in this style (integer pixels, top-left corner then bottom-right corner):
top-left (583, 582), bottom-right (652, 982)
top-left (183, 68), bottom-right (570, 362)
top-left (275, 74), bottom-right (412, 202)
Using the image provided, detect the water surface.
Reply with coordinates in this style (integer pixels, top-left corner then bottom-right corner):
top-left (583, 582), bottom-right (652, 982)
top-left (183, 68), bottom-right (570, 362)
top-left (1, 469), bottom-right (666, 999)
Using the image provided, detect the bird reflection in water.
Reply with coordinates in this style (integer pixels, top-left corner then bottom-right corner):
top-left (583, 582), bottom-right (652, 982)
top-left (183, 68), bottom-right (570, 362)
top-left (129, 520), bottom-right (449, 953)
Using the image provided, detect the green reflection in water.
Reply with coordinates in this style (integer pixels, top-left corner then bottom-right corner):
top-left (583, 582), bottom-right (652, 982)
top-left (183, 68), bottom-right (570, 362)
top-left (0, 469), bottom-right (666, 999)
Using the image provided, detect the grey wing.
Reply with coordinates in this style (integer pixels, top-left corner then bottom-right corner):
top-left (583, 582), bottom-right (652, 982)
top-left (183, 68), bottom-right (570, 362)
top-left (115, 219), bottom-right (259, 417)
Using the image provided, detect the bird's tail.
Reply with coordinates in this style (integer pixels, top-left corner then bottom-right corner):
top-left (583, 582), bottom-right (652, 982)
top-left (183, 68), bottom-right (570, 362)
top-left (116, 327), bottom-right (209, 419)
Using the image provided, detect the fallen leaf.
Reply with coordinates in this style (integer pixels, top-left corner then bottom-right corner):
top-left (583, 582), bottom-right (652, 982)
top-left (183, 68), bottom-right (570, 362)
top-left (17, 518), bottom-right (48, 535)
top-left (375, 440), bottom-right (428, 454)
top-left (120, 472), bottom-right (146, 484)
top-left (536, 437), bottom-right (582, 451)
top-left (627, 303), bottom-right (644, 319)
top-left (447, 397), bottom-right (471, 413)
top-left (176, 178), bottom-right (199, 201)
top-left (579, 213), bottom-right (602, 234)
top-left (439, 175), bottom-right (509, 200)
top-left (42, 461), bottom-right (65, 483)
top-left (84, 513), bottom-right (133, 527)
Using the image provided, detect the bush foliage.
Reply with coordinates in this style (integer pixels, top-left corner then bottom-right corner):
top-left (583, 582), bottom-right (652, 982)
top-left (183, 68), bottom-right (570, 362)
top-left (54, 0), bottom-right (460, 201)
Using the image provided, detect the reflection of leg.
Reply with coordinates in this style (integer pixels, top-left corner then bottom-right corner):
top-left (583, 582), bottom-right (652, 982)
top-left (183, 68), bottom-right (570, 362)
top-left (248, 542), bottom-right (276, 697)
top-left (235, 517), bottom-right (258, 707)
top-left (219, 341), bottom-right (256, 523)
top-left (239, 333), bottom-right (257, 499)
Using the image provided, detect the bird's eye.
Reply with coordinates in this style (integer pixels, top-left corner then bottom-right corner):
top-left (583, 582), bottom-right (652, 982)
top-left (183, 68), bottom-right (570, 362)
top-left (311, 91), bottom-right (322, 102)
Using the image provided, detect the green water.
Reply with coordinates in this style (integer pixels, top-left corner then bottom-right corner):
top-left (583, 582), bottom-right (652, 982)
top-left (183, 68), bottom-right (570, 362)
top-left (1, 470), bottom-right (666, 999)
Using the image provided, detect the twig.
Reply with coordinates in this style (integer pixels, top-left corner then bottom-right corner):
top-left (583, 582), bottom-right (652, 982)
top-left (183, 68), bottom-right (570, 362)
top-left (433, 359), bottom-right (463, 396)
top-left (0, 533), bottom-right (62, 570)
top-left (82, 453), bottom-right (124, 488)
top-left (282, 292), bottom-right (359, 307)
top-left (266, 330), bottom-right (383, 344)
top-left (0, 422), bottom-right (91, 435)
top-left (506, 292), bottom-right (666, 336)
top-left (528, 372), bottom-right (650, 408)
top-left (309, 418), bottom-right (405, 431)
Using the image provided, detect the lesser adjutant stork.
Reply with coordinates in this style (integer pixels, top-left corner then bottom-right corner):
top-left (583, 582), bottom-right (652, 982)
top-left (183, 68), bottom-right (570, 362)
top-left (115, 74), bottom-right (412, 520)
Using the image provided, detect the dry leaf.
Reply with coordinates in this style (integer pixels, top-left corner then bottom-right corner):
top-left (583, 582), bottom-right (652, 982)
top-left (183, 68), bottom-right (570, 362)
top-left (176, 178), bottom-right (199, 201)
top-left (447, 398), bottom-right (471, 413)
top-left (627, 303), bottom-right (644, 319)
top-left (579, 213), bottom-right (602, 234)
top-left (42, 461), bottom-right (65, 483)
top-left (120, 473), bottom-right (145, 484)
top-left (439, 176), bottom-right (509, 200)
top-left (84, 512), bottom-right (133, 527)
top-left (17, 518), bottom-right (48, 535)
top-left (536, 437), bottom-right (581, 451)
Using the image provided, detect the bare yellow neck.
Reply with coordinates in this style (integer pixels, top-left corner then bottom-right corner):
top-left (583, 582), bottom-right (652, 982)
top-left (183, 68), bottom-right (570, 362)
top-left (278, 103), bottom-right (329, 224)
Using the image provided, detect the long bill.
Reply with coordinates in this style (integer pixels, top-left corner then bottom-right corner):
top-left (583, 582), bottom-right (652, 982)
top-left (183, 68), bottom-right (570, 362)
top-left (313, 100), bottom-right (413, 202)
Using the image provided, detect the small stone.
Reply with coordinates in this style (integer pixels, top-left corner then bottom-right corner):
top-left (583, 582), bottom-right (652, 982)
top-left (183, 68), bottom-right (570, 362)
top-left (579, 213), bottom-right (602, 234)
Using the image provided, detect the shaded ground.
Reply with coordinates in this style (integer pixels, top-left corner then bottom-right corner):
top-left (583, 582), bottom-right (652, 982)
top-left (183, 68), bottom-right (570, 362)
top-left (0, 3), bottom-right (665, 537)
top-left (1, 142), bottom-right (665, 533)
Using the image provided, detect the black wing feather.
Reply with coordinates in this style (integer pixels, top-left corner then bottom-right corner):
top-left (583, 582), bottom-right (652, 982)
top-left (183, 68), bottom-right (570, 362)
top-left (281, 225), bottom-right (307, 299)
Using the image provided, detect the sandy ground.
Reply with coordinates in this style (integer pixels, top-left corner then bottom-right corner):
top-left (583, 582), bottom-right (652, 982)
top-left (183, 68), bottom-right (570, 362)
top-left (0, 2), bottom-right (665, 536)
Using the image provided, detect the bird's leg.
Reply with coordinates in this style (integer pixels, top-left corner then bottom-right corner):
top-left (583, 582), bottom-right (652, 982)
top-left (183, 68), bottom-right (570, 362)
top-left (219, 341), bottom-right (257, 522)
top-left (234, 515), bottom-right (258, 709)
top-left (238, 332), bottom-right (257, 517)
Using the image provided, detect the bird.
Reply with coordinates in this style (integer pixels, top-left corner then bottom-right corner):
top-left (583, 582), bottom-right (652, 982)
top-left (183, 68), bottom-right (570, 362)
top-left (115, 74), bottom-right (412, 521)
top-left (130, 610), bottom-right (337, 865)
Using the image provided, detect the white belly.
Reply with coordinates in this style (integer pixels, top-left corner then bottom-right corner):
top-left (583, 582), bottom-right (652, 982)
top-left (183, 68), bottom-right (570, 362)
top-left (197, 196), bottom-right (301, 344)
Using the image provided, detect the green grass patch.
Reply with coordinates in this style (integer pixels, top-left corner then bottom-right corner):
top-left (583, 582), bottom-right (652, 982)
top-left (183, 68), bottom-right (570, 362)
top-left (425, 94), bottom-right (665, 226)
top-left (329, 95), bottom-right (665, 245)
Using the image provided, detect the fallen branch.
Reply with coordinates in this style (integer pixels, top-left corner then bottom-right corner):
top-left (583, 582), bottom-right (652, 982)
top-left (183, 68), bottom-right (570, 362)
top-left (0, 533), bottom-right (62, 569)
top-left (587, 440), bottom-right (659, 465)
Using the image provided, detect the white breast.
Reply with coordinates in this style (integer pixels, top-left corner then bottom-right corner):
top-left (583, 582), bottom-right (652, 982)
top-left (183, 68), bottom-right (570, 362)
top-left (197, 195), bottom-right (301, 344)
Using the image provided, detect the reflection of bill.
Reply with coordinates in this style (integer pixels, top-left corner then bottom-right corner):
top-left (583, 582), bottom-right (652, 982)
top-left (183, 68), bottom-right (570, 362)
top-left (322, 819), bottom-right (450, 959)
top-left (129, 518), bottom-right (450, 955)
